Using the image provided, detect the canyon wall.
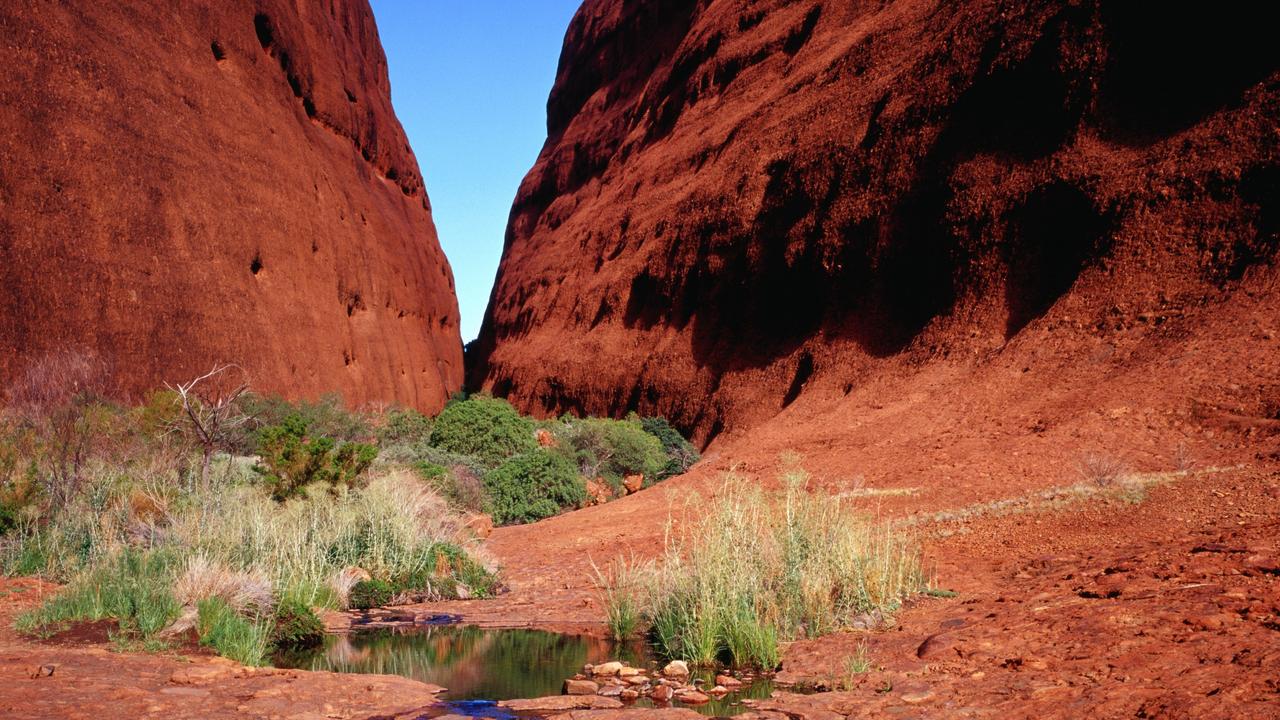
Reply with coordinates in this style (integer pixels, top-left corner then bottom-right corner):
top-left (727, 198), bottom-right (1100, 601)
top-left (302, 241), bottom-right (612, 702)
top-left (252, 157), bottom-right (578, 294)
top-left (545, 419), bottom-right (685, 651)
top-left (470, 0), bottom-right (1278, 444)
top-left (0, 0), bottom-right (462, 411)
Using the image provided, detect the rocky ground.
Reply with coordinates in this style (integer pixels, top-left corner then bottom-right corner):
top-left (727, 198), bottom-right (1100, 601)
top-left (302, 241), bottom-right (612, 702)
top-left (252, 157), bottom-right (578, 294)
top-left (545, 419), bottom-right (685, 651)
top-left (4, 449), bottom-right (1274, 718)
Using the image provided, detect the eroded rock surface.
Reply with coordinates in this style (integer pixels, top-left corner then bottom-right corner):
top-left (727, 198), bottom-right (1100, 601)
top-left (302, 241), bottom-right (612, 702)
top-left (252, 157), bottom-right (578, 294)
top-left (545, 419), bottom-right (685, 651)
top-left (470, 0), bottom-right (1279, 442)
top-left (0, 0), bottom-right (461, 410)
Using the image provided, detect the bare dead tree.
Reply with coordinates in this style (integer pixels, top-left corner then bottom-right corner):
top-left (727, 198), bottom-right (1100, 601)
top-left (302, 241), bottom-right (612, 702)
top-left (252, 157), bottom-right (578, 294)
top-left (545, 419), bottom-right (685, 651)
top-left (168, 364), bottom-right (250, 489)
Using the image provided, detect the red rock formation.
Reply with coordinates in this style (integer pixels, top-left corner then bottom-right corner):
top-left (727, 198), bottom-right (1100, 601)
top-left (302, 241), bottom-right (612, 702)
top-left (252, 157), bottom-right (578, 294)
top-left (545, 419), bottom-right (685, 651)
top-left (0, 0), bottom-right (461, 411)
top-left (470, 0), bottom-right (1278, 444)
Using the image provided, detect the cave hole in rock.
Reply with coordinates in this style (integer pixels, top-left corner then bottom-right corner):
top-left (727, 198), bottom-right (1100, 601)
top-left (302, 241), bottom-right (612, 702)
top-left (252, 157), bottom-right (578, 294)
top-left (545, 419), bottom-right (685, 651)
top-left (249, 252), bottom-right (263, 275)
top-left (782, 352), bottom-right (814, 408)
top-left (1004, 182), bottom-right (1112, 338)
top-left (1230, 164), bottom-right (1280, 280)
top-left (210, 40), bottom-right (227, 62)
top-left (253, 13), bottom-right (274, 51)
top-left (1098, 3), bottom-right (1278, 144)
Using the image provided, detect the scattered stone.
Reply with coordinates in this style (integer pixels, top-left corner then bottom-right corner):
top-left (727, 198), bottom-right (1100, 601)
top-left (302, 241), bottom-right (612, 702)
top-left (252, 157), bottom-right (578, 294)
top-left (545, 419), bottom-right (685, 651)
top-left (593, 661), bottom-right (624, 676)
top-left (708, 685), bottom-right (729, 696)
top-left (662, 660), bottom-right (690, 678)
top-left (535, 428), bottom-right (558, 447)
top-left (565, 679), bottom-right (599, 696)
top-left (29, 664), bottom-right (57, 679)
top-left (620, 689), bottom-right (640, 701)
top-left (619, 666), bottom-right (642, 677)
top-left (900, 689), bottom-right (935, 704)
top-left (598, 684), bottom-right (624, 697)
top-left (462, 513), bottom-right (494, 539)
top-left (677, 690), bottom-right (711, 705)
top-left (623, 474), bottom-right (644, 494)
top-left (624, 675), bottom-right (649, 686)
top-left (650, 685), bottom-right (674, 702)
top-left (715, 674), bottom-right (741, 687)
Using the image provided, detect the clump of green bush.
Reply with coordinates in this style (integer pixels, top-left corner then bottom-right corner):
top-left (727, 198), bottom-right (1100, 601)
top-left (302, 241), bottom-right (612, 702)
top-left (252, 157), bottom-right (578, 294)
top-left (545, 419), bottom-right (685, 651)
top-left (429, 396), bottom-right (537, 467)
top-left (484, 450), bottom-right (585, 525)
top-left (349, 579), bottom-right (394, 610)
top-left (271, 597), bottom-right (325, 649)
top-left (640, 416), bottom-right (700, 479)
top-left (551, 417), bottom-right (666, 492)
top-left (254, 414), bottom-right (377, 501)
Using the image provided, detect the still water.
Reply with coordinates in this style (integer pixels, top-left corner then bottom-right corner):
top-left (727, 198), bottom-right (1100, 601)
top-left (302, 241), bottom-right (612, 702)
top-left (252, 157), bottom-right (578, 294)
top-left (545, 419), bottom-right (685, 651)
top-left (275, 624), bottom-right (775, 716)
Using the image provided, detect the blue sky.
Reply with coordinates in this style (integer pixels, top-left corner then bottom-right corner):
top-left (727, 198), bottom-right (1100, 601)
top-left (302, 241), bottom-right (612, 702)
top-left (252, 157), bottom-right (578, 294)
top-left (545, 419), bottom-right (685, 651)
top-left (369, 1), bottom-right (582, 342)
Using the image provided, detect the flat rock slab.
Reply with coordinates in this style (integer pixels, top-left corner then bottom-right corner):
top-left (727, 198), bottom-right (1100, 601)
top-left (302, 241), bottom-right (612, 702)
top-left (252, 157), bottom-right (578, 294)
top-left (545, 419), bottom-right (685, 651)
top-left (547, 709), bottom-right (706, 720)
top-left (500, 696), bottom-right (625, 712)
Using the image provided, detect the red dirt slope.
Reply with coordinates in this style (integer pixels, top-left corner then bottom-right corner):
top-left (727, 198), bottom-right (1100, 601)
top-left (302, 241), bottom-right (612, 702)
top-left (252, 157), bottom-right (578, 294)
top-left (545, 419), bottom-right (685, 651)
top-left (469, 0), bottom-right (1279, 444)
top-left (0, 0), bottom-right (462, 411)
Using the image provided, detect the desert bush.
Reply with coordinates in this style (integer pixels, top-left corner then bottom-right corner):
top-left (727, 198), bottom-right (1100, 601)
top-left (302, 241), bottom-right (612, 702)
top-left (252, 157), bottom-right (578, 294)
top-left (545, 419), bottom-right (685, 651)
top-left (271, 596), bottom-right (325, 649)
top-left (349, 578), bottom-right (394, 609)
top-left (407, 447), bottom-right (489, 513)
top-left (640, 416), bottom-right (700, 479)
top-left (377, 408), bottom-right (434, 446)
top-left (254, 414), bottom-right (377, 501)
top-left (552, 418), bottom-right (666, 489)
top-left (231, 393), bottom-right (370, 452)
top-left (1077, 452), bottom-right (1127, 487)
top-left (429, 396), bottom-right (536, 467)
top-left (598, 464), bottom-right (925, 669)
top-left (483, 450), bottom-right (585, 525)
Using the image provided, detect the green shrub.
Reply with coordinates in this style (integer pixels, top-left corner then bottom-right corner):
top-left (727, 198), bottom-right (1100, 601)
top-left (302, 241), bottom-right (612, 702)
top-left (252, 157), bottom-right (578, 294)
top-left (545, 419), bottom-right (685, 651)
top-left (640, 416), bottom-right (700, 479)
top-left (430, 396), bottom-right (536, 467)
top-left (377, 408), bottom-right (433, 445)
top-left (484, 450), bottom-right (585, 525)
top-left (553, 418), bottom-right (666, 487)
top-left (254, 414), bottom-right (377, 501)
top-left (349, 579), bottom-right (394, 610)
top-left (232, 394), bottom-right (370, 453)
top-left (197, 597), bottom-right (272, 666)
top-left (271, 597), bottom-right (325, 649)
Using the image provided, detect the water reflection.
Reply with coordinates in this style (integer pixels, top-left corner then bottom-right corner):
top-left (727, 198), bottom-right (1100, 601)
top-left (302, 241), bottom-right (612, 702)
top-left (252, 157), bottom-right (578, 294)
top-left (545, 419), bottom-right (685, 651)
top-left (276, 625), bottom-right (777, 715)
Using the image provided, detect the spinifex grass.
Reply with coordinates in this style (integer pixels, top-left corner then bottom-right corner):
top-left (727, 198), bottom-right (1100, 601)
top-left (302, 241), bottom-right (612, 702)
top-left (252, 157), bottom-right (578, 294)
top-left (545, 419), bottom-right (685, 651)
top-left (598, 464), bottom-right (926, 670)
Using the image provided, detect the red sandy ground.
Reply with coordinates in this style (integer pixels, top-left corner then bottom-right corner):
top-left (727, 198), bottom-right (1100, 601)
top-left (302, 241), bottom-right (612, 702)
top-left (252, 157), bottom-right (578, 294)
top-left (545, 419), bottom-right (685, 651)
top-left (2, 271), bottom-right (1277, 717)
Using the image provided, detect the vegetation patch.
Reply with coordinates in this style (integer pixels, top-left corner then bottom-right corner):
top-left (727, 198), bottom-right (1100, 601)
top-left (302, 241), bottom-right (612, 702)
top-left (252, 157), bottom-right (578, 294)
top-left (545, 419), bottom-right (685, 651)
top-left (596, 463), bottom-right (925, 670)
top-left (484, 450), bottom-right (585, 525)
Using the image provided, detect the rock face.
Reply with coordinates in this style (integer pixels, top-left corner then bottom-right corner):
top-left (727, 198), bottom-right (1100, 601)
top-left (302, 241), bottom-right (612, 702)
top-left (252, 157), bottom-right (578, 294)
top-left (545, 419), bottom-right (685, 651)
top-left (0, 0), bottom-right (462, 410)
top-left (469, 0), bottom-right (1278, 443)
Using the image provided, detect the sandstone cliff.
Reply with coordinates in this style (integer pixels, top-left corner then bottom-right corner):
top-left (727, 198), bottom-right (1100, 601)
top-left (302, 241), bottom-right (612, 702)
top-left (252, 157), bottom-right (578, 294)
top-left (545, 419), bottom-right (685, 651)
top-left (0, 0), bottom-right (462, 410)
top-left (471, 0), bottom-right (1278, 445)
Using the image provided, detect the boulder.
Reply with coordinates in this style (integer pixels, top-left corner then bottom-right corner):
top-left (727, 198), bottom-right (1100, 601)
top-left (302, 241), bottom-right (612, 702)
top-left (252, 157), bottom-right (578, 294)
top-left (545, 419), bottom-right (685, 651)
top-left (662, 660), bottom-right (690, 678)
top-left (565, 679), bottom-right (600, 696)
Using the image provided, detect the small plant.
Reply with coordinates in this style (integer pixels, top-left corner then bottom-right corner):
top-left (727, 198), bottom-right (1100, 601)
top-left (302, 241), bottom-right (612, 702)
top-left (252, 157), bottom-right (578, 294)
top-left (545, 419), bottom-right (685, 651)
top-left (377, 408), bottom-right (434, 445)
top-left (255, 414), bottom-right (377, 501)
top-left (552, 417), bottom-right (667, 487)
top-left (1077, 452), bottom-right (1127, 487)
top-left (640, 416), bottom-right (700, 479)
top-left (16, 549), bottom-right (181, 639)
top-left (271, 597), bottom-right (325, 649)
top-left (483, 450), bottom-right (585, 525)
top-left (196, 596), bottom-right (272, 666)
top-left (429, 396), bottom-right (537, 467)
top-left (349, 578), bottom-right (394, 610)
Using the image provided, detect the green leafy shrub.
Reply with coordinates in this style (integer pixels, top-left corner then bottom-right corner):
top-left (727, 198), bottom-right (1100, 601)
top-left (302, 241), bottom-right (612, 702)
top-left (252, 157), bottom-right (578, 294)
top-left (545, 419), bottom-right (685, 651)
top-left (232, 394), bottom-right (370, 453)
top-left (553, 418), bottom-right (666, 489)
top-left (640, 416), bottom-right (700, 479)
top-left (349, 579), bottom-right (394, 610)
top-left (429, 396), bottom-right (536, 467)
top-left (271, 597), bottom-right (325, 649)
top-left (255, 414), bottom-right (377, 501)
top-left (377, 408), bottom-right (433, 445)
top-left (484, 450), bottom-right (585, 525)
